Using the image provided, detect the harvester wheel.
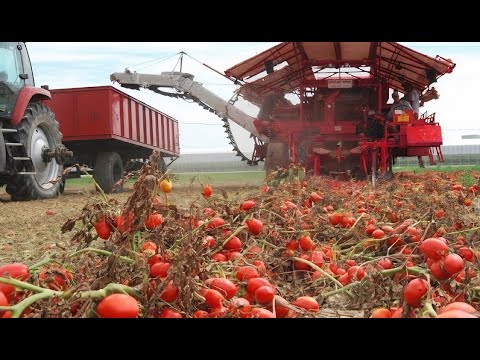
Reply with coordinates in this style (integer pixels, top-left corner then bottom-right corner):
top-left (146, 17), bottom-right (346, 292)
top-left (6, 103), bottom-right (63, 201)
top-left (265, 141), bottom-right (290, 175)
top-left (93, 152), bottom-right (124, 193)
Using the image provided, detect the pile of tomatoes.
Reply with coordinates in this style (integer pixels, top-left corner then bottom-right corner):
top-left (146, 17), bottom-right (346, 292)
top-left (1, 169), bottom-right (480, 318)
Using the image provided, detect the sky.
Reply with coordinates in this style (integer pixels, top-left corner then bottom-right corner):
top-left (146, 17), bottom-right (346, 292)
top-left (26, 42), bottom-right (480, 154)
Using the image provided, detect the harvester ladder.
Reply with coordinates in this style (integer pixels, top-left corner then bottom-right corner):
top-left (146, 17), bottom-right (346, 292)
top-left (1, 128), bottom-right (36, 175)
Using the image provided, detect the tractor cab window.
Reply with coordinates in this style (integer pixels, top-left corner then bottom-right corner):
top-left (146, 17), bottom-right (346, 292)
top-left (0, 42), bottom-right (23, 89)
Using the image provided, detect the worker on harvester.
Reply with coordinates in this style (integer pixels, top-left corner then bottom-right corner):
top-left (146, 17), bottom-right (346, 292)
top-left (386, 90), bottom-right (412, 121)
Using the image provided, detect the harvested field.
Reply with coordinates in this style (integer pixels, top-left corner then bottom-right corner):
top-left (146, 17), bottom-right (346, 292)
top-left (1, 164), bottom-right (480, 318)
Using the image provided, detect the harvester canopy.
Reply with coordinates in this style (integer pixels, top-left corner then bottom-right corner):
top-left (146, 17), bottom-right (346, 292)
top-left (225, 42), bottom-right (456, 106)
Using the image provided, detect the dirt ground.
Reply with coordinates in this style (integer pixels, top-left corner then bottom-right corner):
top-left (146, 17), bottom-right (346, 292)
top-left (0, 182), bottom-right (253, 265)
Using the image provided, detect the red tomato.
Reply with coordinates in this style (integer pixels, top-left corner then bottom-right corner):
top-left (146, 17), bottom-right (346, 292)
top-left (255, 285), bottom-right (275, 305)
top-left (148, 254), bottom-right (163, 268)
top-left (95, 218), bottom-right (111, 240)
top-left (0, 263), bottom-right (29, 281)
top-left (142, 241), bottom-right (157, 254)
top-left (208, 306), bottom-right (228, 318)
top-left (403, 278), bottom-right (429, 308)
top-left (439, 302), bottom-right (477, 314)
top-left (370, 308), bottom-right (391, 318)
top-left (436, 310), bottom-right (476, 318)
top-left (309, 252), bottom-right (324, 267)
top-left (150, 262), bottom-right (170, 279)
top-left (294, 254), bottom-right (311, 271)
top-left (159, 308), bottom-right (183, 318)
top-left (233, 298), bottom-right (252, 318)
top-left (236, 266), bottom-right (259, 281)
top-left (160, 281), bottom-right (179, 303)
top-left (429, 260), bottom-right (450, 280)
top-left (253, 260), bottom-right (267, 275)
top-left (365, 224), bottom-right (377, 235)
top-left (0, 263), bottom-right (30, 300)
top-left (224, 236), bottom-right (242, 251)
top-left (381, 225), bottom-right (395, 234)
top-left (252, 308), bottom-right (275, 318)
top-left (206, 217), bottom-right (225, 230)
top-left (345, 259), bottom-right (357, 267)
top-left (227, 251), bottom-right (243, 261)
top-left (338, 273), bottom-right (351, 285)
top-left (329, 213), bottom-right (343, 226)
top-left (286, 240), bottom-right (299, 251)
top-left (211, 253), bottom-right (228, 262)
top-left (0, 291), bottom-right (12, 318)
top-left (299, 235), bottom-right (315, 251)
top-left (204, 289), bottom-right (225, 309)
top-left (271, 295), bottom-right (290, 318)
top-left (444, 253), bottom-right (464, 275)
top-left (246, 278), bottom-right (273, 295)
top-left (97, 294), bottom-right (139, 318)
top-left (246, 218), bottom-right (263, 235)
top-left (240, 200), bottom-right (256, 211)
top-left (202, 235), bottom-right (216, 248)
top-left (202, 185), bottom-right (213, 198)
top-left (193, 310), bottom-right (209, 318)
top-left (329, 263), bottom-right (339, 274)
top-left (347, 266), bottom-right (365, 281)
top-left (372, 229), bottom-right (385, 239)
top-left (210, 278), bottom-right (238, 299)
top-left (145, 213), bottom-right (163, 230)
top-left (310, 192), bottom-right (322, 203)
top-left (455, 269), bottom-right (477, 283)
top-left (378, 258), bottom-right (392, 270)
top-left (292, 296), bottom-right (319, 312)
top-left (419, 238), bottom-right (449, 260)
top-left (39, 266), bottom-right (72, 291)
top-left (458, 247), bottom-right (474, 262)
top-left (0, 284), bottom-right (15, 302)
top-left (115, 212), bottom-right (133, 232)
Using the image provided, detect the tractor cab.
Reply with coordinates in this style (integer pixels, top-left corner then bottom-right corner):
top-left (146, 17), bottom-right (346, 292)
top-left (0, 42), bottom-right (34, 120)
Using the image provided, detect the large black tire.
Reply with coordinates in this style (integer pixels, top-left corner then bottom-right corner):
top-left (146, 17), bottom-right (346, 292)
top-left (265, 141), bottom-right (290, 175)
top-left (93, 152), bottom-right (124, 193)
top-left (6, 103), bottom-right (63, 201)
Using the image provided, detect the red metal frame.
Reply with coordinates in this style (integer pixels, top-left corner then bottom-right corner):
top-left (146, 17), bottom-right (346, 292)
top-left (11, 86), bottom-right (51, 126)
top-left (254, 70), bottom-right (445, 177)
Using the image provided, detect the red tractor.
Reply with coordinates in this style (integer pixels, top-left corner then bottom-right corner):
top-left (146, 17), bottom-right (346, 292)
top-left (111, 42), bottom-right (455, 182)
top-left (0, 42), bottom-right (71, 200)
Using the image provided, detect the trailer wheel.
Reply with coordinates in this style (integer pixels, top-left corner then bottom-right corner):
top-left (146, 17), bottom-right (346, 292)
top-left (6, 103), bottom-right (63, 201)
top-left (265, 141), bottom-right (290, 175)
top-left (94, 152), bottom-right (124, 193)
top-left (158, 156), bottom-right (167, 174)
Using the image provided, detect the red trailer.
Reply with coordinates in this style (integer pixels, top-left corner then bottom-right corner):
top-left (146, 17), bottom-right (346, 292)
top-left (45, 85), bottom-right (180, 193)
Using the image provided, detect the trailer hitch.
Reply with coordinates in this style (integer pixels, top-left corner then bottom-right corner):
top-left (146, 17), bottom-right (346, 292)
top-left (42, 144), bottom-right (73, 165)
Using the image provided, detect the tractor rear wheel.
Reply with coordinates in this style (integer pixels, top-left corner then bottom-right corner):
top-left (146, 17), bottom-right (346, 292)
top-left (93, 152), bottom-right (124, 193)
top-left (265, 141), bottom-right (290, 175)
top-left (6, 103), bottom-right (63, 201)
